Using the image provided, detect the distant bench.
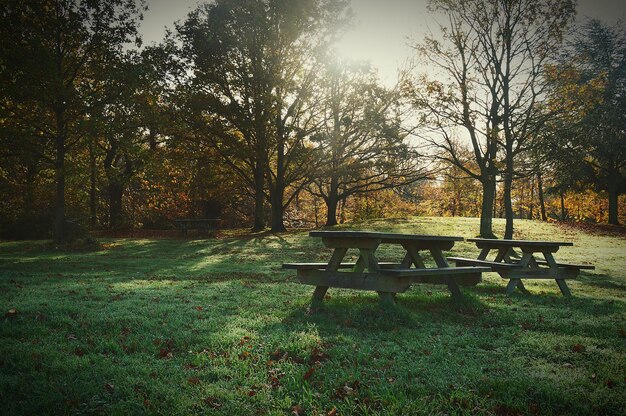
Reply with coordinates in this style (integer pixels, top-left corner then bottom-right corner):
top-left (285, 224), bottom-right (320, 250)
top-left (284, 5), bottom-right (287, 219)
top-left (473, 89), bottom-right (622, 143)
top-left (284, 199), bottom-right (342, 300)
top-left (174, 219), bottom-right (219, 236)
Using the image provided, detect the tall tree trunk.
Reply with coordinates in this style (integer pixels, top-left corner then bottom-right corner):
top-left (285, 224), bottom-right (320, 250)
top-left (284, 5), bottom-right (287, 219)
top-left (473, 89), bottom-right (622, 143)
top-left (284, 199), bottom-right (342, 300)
top-left (108, 181), bottom-right (123, 228)
top-left (325, 195), bottom-right (338, 226)
top-left (24, 162), bottom-right (36, 214)
top-left (53, 114), bottom-right (66, 243)
top-left (324, 175), bottom-right (339, 226)
top-left (339, 196), bottom-right (346, 224)
top-left (252, 162), bottom-right (265, 231)
top-left (529, 177), bottom-right (534, 220)
top-left (503, 156), bottom-right (514, 239)
top-left (480, 176), bottom-right (497, 238)
top-left (607, 179), bottom-right (620, 225)
top-left (89, 139), bottom-right (97, 227)
top-left (270, 178), bottom-right (286, 232)
top-left (537, 172), bottom-right (547, 221)
top-left (560, 191), bottom-right (566, 221)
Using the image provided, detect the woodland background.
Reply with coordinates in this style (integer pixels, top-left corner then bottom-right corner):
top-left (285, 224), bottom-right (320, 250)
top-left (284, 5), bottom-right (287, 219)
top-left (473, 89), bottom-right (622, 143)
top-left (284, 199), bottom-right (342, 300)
top-left (1, 0), bottom-right (624, 242)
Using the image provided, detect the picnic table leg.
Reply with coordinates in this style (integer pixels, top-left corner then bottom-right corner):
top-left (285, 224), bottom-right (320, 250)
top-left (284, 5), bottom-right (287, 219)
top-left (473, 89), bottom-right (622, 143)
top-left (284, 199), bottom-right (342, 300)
top-left (358, 248), bottom-right (396, 306)
top-left (544, 252), bottom-right (572, 297)
top-left (311, 286), bottom-right (329, 307)
top-left (506, 278), bottom-right (521, 295)
top-left (377, 291), bottom-right (396, 307)
top-left (511, 253), bottom-right (535, 295)
top-left (401, 244), bottom-right (426, 268)
top-left (311, 248), bottom-right (348, 308)
top-left (556, 279), bottom-right (572, 297)
top-left (494, 247), bottom-right (513, 262)
top-left (477, 247), bottom-right (491, 260)
top-left (430, 248), bottom-right (464, 301)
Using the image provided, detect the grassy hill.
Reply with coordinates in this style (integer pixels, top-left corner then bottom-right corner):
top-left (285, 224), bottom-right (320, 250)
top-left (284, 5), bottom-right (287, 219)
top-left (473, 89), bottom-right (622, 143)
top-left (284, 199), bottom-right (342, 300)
top-left (1, 217), bottom-right (624, 415)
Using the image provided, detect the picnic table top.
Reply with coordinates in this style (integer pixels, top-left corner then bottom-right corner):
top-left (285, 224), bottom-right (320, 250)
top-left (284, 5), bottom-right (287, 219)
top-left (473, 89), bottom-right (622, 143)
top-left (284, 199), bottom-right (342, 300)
top-left (309, 230), bottom-right (464, 242)
top-left (467, 238), bottom-right (573, 247)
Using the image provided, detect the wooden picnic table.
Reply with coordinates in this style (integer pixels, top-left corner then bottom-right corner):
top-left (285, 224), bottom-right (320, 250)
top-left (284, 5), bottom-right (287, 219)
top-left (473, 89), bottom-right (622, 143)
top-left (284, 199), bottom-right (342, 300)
top-left (283, 231), bottom-right (489, 307)
top-left (174, 218), bottom-right (219, 235)
top-left (448, 238), bottom-right (595, 296)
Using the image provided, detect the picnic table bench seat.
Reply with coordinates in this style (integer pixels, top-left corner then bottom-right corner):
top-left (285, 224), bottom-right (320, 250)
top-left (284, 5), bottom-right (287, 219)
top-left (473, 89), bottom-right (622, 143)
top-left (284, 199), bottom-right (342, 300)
top-left (282, 262), bottom-right (402, 270)
top-left (447, 257), bottom-right (595, 273)
top-left (517, 259), bottom-right (595, 270)
top-left (447, 257), bottom-right (522, 270)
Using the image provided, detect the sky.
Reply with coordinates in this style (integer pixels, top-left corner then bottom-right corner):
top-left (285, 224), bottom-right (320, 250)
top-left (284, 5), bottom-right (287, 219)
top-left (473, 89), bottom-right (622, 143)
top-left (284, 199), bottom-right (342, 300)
top-left (140, 0), bottom-right (626, 85)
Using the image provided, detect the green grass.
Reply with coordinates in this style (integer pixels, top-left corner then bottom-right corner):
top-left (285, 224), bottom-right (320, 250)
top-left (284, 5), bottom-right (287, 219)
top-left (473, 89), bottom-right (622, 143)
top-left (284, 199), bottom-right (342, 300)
top-left (1, 217), bottom-right (624, 415)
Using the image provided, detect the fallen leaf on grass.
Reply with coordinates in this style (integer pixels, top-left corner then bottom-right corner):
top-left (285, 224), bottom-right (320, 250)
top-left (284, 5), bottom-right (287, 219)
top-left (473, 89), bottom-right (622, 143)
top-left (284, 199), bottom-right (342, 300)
top-left (74, 348), bottom-right (85, 357)
top-left (239, 351), bottom-right (250, 360)
top-left (158, 349), bottom-right (173, 359)
top-left (308, 347), bottom-right (329, 365)
top-left (571, 344), bottom-right (585, 353)
top-left (194, 306), bottom-right (203, 311)
top-left (203, 397), bottom-right (222, 409)
top-left (5, 309), bottom-right (17, 318)
top-left (327, 407), bottom-right (338, 416)
top-left (104, 383), bottom-right (114, 393)
top-left (291, 405), bottom-right (304, 415)
top-left (187, 377), bottom-right (200, 385)
top-left (239, 336), bottom-right (251, 346)
top-left (303, 367), bottom-right (315, 381)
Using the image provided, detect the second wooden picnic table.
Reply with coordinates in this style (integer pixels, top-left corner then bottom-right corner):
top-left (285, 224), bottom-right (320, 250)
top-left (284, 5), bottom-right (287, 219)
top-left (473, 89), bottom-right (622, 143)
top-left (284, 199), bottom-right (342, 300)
top-left (283, 231), bottom-right (489, 307)
top-left (448, 238), bottom-right (595, 296)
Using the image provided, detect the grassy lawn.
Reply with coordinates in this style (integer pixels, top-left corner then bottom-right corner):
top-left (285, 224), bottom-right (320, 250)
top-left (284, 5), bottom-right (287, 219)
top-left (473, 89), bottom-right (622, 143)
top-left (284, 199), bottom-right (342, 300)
top-left (1, 217), bottom-right (624, 415)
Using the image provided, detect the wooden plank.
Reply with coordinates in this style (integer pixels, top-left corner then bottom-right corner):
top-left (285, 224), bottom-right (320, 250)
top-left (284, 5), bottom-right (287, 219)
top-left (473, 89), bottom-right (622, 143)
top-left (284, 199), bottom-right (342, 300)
top-left (447, 257), bottom-right (522, 269)
top-left (282, 262), bottom-right (401, 270)
top-left (379, 266), bottom-right (490, 277)
top-left (310, 231), bottom-right (463, 242)
top-left (505, 268), bottom-right (579, 279)
top-left (467, 238), bottom-right (573, 247)
top-left (321, 237), bottom-right (380, 249)
top-left (296, 270), bottom-right (411, 293)
top-left (522, 259), bottom-right (595, 270)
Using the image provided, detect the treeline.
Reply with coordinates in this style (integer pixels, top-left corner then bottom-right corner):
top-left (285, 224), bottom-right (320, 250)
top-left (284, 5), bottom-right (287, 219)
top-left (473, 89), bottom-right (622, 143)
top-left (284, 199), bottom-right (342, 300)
top-left (0, 0), bottom-right (624, 242)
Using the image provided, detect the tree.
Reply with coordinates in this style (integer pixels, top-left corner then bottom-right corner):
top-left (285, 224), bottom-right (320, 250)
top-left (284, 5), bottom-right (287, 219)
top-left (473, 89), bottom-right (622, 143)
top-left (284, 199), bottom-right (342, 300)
top-left (0, 0), bottom-right (144, 241)
top-left (407, 13), bottom-right (500, 238)
top-left (310, 60), bottom-right (424, 226)
top-left (410, 0), bottom-right (575, 238)
top-left (546, 19), bottom-right (626, 225)
top-left (177, 0), bottom-right (348, 232)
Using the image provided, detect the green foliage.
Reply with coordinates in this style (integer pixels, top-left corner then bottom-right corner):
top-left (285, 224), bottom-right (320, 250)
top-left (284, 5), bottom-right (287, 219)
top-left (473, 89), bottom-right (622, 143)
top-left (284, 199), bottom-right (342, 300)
top-left (545, 18), bottom-right (626, 224)
top-left (0, 218), bottom-right (624, 415)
